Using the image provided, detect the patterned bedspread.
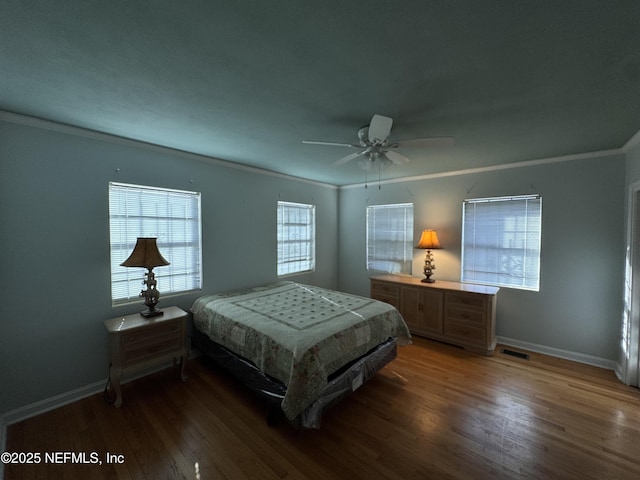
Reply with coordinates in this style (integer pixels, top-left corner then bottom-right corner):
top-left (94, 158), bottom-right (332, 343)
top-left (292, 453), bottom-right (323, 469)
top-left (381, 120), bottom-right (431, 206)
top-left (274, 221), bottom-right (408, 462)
top-left (191, 282), bottom-right (411, 420)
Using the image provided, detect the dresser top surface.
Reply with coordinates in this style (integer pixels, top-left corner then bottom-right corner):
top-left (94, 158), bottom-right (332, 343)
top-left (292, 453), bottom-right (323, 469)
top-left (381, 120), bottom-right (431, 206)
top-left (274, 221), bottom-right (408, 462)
top-left (370, 274), bottom-right (499, 295)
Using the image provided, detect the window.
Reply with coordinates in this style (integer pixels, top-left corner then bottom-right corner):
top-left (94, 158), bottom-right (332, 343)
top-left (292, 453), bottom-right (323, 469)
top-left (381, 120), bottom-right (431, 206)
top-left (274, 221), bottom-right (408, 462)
top-left (462, 195), bottom-right (542, 291)
top-left (277, 201), bottom-right (315, 276)
top-left (109, 182), bottom-right (202, 305)
top-left (366, 203), bottom-right (414, 275)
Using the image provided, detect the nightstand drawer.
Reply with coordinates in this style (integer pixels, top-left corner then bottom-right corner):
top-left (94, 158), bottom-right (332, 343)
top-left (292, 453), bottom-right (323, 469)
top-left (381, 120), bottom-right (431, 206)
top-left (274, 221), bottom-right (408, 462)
top-left (120, 320), bottom-right (182, 365)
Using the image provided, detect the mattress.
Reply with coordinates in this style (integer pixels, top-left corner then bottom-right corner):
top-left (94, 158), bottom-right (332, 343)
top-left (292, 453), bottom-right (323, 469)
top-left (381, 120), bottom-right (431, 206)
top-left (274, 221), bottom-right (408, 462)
top-left (191, 281), bottom-right (411, 422)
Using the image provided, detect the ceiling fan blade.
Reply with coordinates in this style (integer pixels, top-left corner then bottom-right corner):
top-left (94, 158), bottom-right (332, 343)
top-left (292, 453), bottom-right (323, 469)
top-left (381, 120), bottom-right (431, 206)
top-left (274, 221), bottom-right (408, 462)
top-left (395, 137), bottom-right (455, 148)
top-left (302, 140), bottom-right (357, 148)
top-left (368, 114), bottom-right (393, 143)
top-left (333, 150), bottom-right (366, 166)
top-left (384, 150), bottom-right (411, 165)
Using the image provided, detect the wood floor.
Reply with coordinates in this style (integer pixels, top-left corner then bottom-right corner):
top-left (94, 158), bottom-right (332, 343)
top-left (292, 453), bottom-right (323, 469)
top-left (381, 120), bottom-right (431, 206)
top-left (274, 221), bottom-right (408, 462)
top-left (5, 337), bottom-right (640, 479)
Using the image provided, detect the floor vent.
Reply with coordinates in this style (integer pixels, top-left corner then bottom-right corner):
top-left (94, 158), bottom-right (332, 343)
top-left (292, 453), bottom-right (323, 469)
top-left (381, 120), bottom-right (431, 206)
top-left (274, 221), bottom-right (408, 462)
top-left (501, 348), bottom-right (530, 360)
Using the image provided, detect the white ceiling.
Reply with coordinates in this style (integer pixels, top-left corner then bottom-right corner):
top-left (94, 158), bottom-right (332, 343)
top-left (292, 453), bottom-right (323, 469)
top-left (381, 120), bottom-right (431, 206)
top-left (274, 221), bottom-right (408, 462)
top-left (1, 1), bottom-right (639, 185)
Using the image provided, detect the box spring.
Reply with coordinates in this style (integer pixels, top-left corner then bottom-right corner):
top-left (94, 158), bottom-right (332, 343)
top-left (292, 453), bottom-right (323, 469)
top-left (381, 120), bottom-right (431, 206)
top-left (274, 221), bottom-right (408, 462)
top-left (192, 329), bottom-right (397, 428)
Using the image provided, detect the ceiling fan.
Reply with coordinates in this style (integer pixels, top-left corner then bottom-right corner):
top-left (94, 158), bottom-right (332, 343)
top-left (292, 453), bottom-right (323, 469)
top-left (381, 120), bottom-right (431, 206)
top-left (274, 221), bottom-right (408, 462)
top-left (303, 114), bottom-right (454, 171)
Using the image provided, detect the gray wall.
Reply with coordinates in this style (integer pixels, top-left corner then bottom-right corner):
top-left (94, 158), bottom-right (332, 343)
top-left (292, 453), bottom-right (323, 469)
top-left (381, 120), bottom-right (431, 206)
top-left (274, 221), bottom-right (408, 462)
top-left (622, 139), bottom-right (640, 378)
top-left (0, 112), bottom-right (631, 416)
top-left (0, 117), bottom-right (338, 414)
top-left (338, 154), bottom-right (626, 361)
top-left (626, 140), bottom-right (640, 185)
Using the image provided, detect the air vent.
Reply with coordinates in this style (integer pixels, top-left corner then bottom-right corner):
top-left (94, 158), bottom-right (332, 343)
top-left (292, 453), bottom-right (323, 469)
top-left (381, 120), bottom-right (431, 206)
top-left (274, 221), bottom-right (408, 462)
top-left (501, 348), bottom-right (530, 360)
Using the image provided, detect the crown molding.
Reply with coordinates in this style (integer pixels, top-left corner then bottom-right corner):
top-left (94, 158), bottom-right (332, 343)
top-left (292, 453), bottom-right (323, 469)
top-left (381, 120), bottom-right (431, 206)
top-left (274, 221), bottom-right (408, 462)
top-left (2, 109), bottom-right (632, 191)
top-left (623, 128), bottom-right (640, 153)
top-left (0, 110), bottom-right (337, 190)
top-left (340, 148), bottom-right (624, 189)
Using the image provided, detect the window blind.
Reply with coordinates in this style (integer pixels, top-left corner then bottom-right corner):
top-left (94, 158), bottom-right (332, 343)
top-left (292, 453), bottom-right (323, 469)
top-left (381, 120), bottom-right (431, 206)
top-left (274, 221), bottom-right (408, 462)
top-left (277, 201), bottom-right (315, 276)
top-left (109, 182), bottom-right (202, 305)
top-left (462, 194), bottom-right (542, 291)
top-left (366, 203), bottom-right (414, 275)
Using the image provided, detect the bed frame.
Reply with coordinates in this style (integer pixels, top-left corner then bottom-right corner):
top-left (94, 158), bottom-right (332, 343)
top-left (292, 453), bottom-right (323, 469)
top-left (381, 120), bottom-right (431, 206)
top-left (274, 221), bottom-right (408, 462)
top-left (192, 329), bottom-right (398, 428)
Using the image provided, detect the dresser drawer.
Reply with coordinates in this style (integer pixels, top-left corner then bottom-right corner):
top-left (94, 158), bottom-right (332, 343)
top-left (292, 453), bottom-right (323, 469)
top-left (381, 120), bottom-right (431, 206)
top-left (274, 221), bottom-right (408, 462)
top-left (445, 292), bottom-right (487, 311)
top-left (445, 307), bottom-right (485, 325)
top-left (371, 281), bottom-right (401, 308)
top-left (371, 281), bottom-right (400, 297)
top-left (120, 320), bottom-right (182, 365)
top-left (373, 295), bottom-right (400, 309)
top-left (444, 321), bottom-right (486, 342)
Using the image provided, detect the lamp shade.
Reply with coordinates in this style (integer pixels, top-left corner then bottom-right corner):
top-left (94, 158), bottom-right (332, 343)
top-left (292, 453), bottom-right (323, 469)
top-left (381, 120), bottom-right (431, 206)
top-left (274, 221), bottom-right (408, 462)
top-left (120, 238), bottom-right (170, 268)
top-left (416, 230), bottom-right (442, 250)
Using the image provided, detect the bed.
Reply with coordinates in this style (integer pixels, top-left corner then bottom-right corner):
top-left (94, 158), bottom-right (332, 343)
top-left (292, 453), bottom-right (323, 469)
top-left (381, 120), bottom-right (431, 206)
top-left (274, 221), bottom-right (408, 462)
top-left (190, 281), bottom-right (411, 428)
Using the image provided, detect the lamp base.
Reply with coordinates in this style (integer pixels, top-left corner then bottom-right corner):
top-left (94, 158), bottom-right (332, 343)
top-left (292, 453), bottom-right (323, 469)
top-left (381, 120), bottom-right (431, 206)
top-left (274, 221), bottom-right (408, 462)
top-left (140, 309), bottom-right (164, 318)
top-left (422, 249), bottom-right (436, 284)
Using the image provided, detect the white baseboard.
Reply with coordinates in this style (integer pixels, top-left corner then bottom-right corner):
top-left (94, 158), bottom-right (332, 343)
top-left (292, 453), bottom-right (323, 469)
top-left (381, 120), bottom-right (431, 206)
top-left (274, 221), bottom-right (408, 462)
top-left (614, 362), bottom-right (625, 383)
top-left (498, 336), bottom-right (620, 371)
top-left (2, 379), bottom-right (106, 430)
top-left (0, 378), bottom-right (108, 480)
top-left (0, 378), bottom-right (106, 479)
top-left (0, 353), bottom-right (201, 470)
top-left (1, 422), bottom-right (6, 480)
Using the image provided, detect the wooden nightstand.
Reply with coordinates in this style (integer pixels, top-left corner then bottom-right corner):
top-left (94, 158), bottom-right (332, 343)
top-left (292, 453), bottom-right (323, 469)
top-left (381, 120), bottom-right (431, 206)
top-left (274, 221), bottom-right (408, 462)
top-left (104, 306), bottom-right (189, 407)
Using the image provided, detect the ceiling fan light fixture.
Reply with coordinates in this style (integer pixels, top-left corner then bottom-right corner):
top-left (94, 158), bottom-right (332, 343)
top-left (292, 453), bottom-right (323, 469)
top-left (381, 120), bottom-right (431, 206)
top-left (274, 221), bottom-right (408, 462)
top-left (357, 155), bottom-right (391, 172)
top-left (357, 126), bottom-right (369, 144)
top-left (357, 158), bottom-right (373, 171)
top-left (378, 157), bottom-right (392, 169)
top-left (302, 113), bottom-right (454, 171)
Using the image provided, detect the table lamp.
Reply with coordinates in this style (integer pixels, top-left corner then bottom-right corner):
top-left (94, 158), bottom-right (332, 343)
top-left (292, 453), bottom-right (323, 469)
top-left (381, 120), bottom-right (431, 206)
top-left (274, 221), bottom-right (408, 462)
top-left (120, 237), bottom-right (170, 317)
top-left (416, 229), bottom-right (442, 283)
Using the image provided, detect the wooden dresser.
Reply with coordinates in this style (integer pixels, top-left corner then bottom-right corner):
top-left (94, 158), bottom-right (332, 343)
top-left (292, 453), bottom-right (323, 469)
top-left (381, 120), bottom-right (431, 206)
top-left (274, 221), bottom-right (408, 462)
top-left (370, 274), bottom-right (499, 355)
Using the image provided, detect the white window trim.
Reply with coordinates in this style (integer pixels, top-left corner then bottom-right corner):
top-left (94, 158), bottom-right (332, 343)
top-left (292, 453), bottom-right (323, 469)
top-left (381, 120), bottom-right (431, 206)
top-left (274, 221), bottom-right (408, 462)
top-left (109, 182), bottom-right (203, 305)
top-left (366, 203), bottom-right (414, 275)
top-left (277, 201), bottom-right (316, 277)
top-left (461, 194), bottom-right (542, 291)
